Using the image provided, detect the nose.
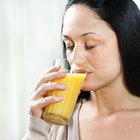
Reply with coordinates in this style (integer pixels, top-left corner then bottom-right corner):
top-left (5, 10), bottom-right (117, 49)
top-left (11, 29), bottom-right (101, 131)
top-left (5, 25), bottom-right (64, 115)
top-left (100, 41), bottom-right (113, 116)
top-left (69, 45), bottom-right (86, 66)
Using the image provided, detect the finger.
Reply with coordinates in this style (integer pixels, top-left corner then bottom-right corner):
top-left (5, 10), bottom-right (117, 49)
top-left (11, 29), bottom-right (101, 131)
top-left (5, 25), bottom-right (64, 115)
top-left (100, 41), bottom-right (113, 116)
top-left (33, 71), bottom-right (67, 91)
top-left (31, 65), bottom-right (60, 92)
top-left (31, 82), bottom-right (67, 100)
top-left (42, 65), bottom-right (61, 75)
top-left (35, 96), bottom-right (64, 108)
top-left (30, 96), bottom-right (64, 117)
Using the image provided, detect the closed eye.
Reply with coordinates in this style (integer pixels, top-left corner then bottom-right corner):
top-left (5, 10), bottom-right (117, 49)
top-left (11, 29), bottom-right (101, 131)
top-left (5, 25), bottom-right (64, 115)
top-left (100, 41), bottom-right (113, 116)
top-left (85, 45), bottom-right (96, 50)
top-left (66, 45), bottom-right (74, 51)
top-left (64, 40), bottom-right (74, 51)
top-left (85, 40), bottom-right (97, 50)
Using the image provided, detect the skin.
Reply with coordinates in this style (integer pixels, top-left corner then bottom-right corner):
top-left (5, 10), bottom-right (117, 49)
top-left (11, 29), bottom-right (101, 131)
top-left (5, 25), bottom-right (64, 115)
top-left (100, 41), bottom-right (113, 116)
top-left (29, 4), bottom-right (140, 140)
top-left (62, 4), bottom-right (140, 140)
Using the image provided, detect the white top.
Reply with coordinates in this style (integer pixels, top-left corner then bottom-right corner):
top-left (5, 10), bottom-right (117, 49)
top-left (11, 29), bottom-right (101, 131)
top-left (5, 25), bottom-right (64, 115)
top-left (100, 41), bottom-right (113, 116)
top-left (22, 100), bottom-right (83, 140)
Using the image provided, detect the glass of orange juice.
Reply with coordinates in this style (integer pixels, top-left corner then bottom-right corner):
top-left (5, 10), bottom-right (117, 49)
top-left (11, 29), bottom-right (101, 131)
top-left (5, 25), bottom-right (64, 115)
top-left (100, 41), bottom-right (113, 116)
top-left (42, 59), bottom-right (86, 125)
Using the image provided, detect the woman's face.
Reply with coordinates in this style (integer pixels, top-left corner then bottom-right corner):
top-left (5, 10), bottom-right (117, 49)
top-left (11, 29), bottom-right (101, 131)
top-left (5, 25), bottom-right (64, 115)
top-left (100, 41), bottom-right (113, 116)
top-left (62, 4), bottom-right (122, 91)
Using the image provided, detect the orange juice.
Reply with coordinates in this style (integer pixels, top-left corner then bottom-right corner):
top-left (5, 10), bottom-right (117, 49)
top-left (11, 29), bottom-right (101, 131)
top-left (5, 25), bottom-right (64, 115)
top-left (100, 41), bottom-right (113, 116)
top-left (42, 73), bottom-right (86, 125)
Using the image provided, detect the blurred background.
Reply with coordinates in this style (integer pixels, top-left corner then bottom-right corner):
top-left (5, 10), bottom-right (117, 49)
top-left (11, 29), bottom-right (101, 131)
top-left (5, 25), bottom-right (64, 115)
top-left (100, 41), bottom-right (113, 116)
top-left (0, 0), bottom-right (66, 139)
top-left (0, 0), bottom-right (139, 139)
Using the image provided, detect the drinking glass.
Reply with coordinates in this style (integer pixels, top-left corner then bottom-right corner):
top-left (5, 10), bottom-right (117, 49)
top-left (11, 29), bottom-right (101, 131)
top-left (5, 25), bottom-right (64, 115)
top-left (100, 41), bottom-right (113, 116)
top-left (42, 58), bottom-right (86, 125)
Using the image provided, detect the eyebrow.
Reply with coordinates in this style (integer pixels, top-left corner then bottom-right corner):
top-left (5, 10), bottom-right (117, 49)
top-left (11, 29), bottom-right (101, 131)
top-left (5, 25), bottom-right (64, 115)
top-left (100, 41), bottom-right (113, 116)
top-left (62, 32), bottom-right (100, 38)
top-left (81, 32), bottom-right (97, 36)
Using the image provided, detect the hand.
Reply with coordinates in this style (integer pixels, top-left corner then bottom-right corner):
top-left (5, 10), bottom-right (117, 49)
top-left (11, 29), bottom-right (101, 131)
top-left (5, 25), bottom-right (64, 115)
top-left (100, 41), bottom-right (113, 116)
top-left (29, 66), bottom-right (67, 118)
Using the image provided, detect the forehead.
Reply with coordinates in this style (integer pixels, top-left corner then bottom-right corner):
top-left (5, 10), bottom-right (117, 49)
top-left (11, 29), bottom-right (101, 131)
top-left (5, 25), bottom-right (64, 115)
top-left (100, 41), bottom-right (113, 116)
top-left (66, 4), bottom-right (99, 17)
top-left (62, 4), bottom-right (111, 36)
top-left (62, 4), bottom-right (104, 33)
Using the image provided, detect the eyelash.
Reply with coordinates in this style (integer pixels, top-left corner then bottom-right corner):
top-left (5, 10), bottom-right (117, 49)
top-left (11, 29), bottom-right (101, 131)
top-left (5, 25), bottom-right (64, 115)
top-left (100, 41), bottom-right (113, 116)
top-left (85, 45), bottom-right (96, 50)
top-left (66, 45), bottom-right (95, 52)
top-left (66, 45), bottom-right (74, 51)
top-left (64, 42), bottom-right (96, 51)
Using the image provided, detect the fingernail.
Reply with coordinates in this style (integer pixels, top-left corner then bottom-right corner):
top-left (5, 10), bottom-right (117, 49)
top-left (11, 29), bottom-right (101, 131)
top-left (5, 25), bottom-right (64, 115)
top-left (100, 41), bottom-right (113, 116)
top-left (59, 72), bottom-right (67, 76)
top-left (55, 96), bottom-right (64, 101)
top-left (55, 65), bottom-right (61, 69)
top-left (59, 84), bottom-right (67, 89)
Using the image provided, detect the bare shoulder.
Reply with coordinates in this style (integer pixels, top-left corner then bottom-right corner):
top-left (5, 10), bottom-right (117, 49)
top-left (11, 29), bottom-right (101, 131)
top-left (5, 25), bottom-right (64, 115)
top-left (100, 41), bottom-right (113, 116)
top-left (78, 99), bottom-right (140, 140)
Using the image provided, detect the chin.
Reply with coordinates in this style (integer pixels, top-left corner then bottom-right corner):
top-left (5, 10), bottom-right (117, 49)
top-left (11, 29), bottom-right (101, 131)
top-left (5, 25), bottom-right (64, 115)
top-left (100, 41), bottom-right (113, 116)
top-left (81, 84), bottom-right (94, 91)
top-left (81, 80), bottom-right (99, 91)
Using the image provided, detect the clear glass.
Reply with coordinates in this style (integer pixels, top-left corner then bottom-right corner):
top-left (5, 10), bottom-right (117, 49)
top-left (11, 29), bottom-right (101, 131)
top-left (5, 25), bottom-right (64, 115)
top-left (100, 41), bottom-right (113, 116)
top-left (53, 58), bottom-right (70, 73)
top-left (42, 58), bottom-right (86, 125)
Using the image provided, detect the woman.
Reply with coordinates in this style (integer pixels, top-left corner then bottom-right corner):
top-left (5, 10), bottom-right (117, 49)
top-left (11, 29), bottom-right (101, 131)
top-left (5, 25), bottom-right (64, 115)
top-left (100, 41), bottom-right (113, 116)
top-left (23, 0), bottom-right (140, 139)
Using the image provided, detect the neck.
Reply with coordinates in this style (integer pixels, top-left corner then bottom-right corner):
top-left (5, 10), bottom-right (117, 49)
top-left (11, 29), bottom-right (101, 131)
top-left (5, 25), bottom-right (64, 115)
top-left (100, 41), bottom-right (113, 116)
top-left (89, 75), bottom-right (139, 115)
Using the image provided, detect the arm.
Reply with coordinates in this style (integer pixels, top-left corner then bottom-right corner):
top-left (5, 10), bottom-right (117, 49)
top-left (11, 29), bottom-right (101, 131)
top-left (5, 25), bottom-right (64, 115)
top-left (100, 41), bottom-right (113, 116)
top-left (22, 116), bottom-right (52, 140)
top-left (22, 116), bottom-right (67, 140)
top-left (22, 66), bottom-right (67, 140)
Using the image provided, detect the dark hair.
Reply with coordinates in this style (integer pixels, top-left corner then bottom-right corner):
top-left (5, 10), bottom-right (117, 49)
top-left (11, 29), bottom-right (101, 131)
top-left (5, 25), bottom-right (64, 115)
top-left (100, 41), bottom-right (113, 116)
top-left (62, 0), bottom-right (140, 99)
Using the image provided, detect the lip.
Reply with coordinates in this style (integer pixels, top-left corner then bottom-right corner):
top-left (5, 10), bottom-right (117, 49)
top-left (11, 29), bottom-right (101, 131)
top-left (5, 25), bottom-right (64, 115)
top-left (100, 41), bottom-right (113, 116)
top-left (73, 68), bottom-right (92, 74)
top-left (86, 71), bottom-right (93, 74)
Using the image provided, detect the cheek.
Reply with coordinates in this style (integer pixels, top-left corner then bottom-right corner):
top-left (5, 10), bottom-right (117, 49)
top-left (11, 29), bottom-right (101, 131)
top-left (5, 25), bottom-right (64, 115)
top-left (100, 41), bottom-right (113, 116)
top-left (105, 48), bottom-right (121, 73)
top-left (92, 45), bottom-right (121, 70)
top-left (82, 54), bottom-right (121, 90)
top-left (96, 53), bottom-right (121, 76)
